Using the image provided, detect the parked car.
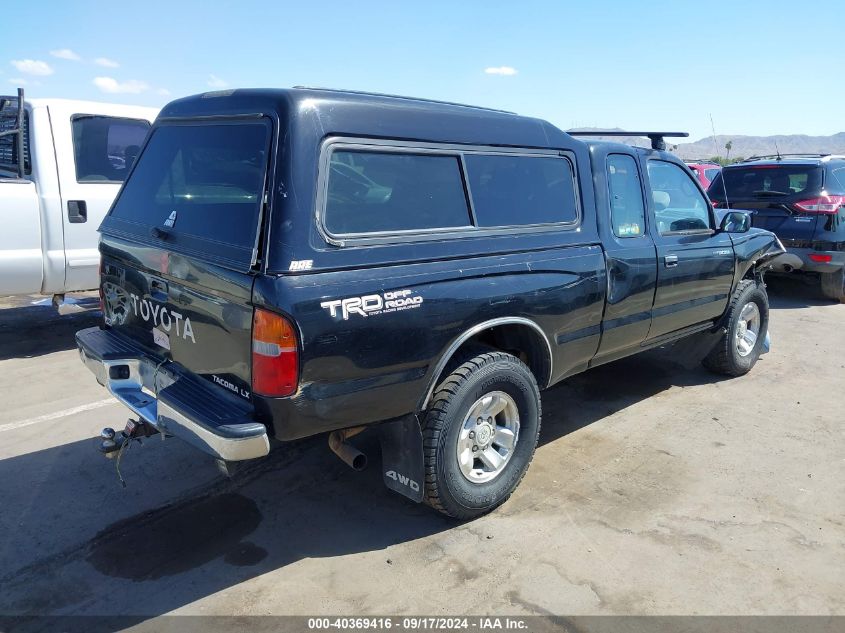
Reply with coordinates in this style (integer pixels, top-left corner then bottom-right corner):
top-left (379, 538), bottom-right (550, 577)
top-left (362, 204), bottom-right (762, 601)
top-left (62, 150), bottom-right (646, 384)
top-left (76, 88), bottom-right (784, 519)
top-left (685, 160), bottom-right (721, 189)
top-left (0, 89), bottom-right (158, 299)
top-left (707, 154), bottom-right (845, 300)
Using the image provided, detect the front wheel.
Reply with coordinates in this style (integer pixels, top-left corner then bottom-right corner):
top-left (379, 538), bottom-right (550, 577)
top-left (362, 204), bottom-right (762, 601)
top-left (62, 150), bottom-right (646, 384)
top-left (422, 351), bottom-right (541, 519)
top-left (703, 279), bottom-right (769, 376)
top-left (820, 267), bottom-right (845, 302)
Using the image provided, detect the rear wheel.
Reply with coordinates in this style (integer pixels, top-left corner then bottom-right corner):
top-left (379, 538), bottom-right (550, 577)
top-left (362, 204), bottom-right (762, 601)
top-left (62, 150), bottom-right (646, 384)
top-left (820, 267), bottom-right (845, 302)
top-left (703, 280), bottom-right (769, 376)
top-left (422, 351), bottom-right (541, 519)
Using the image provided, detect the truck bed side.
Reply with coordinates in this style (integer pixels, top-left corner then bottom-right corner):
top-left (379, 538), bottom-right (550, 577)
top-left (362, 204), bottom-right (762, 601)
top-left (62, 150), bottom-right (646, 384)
top-left (253, 245), bottom-right (606, 440)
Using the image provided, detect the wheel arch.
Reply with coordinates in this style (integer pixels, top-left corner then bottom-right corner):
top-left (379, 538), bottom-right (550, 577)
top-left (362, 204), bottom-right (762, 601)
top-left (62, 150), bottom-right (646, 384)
top-left (418, 317), bottom-right (553, 411)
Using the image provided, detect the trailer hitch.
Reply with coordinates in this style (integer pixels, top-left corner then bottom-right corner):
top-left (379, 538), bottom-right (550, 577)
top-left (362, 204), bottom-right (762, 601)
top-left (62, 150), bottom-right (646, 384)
top-left (98, 418), bottom-right (159, 487)
top-left (99, 418), bottom-right (158, 457)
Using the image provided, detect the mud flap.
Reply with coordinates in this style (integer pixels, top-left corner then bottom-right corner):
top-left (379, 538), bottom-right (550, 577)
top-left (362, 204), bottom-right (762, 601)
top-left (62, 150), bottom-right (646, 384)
top-left (377, 414), bottom-right (424, 503)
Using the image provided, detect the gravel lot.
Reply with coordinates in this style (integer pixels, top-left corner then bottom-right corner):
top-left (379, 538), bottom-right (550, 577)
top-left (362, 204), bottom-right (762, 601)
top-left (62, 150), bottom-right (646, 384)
top-left (0, 277), bottom-right (842, 622)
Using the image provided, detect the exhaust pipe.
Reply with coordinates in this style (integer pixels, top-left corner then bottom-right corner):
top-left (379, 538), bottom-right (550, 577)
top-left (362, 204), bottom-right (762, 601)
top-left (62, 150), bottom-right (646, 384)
top-left (782, 264), bottom-right (793, 273)
top-left (328, 427), bottom-right (367, 471)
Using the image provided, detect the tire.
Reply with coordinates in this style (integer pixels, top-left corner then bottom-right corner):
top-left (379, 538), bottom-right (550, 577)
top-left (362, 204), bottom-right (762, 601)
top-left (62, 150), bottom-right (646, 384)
top-left (702, 279), bottom-right (769, 377)
top-left (422, 351), bottom-right (541, 519)
top-left (820, 267), bottom-right (845, 302)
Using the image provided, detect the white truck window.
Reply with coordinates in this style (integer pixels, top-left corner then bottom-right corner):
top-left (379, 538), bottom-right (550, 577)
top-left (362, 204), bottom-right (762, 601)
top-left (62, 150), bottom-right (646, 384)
top-left (0, 103), bottom-right (30, 176)
top-left (71, 115), bottom-right (150, 183)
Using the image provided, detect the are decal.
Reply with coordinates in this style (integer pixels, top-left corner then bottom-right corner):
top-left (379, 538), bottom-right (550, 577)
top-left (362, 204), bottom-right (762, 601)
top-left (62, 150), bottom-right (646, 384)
top-left (321, 289), bottom-right (423, 320)
top-left (129, 293), bottom-right (196, 343)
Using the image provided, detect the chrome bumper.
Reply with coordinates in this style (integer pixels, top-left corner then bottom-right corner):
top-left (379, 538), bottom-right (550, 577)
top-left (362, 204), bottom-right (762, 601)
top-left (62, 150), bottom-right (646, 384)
top-left (77, 327), bottom-right (269, 462)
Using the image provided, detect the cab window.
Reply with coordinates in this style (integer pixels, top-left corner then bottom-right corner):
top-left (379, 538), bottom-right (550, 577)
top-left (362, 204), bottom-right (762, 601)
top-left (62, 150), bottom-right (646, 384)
top-left (606, 154), bottom-right (645, 237)
top-left (71, 115), bottom-right (150, 183)
top-left (647, 160), bottom-right (711, 234)
top-left (324, 149), bottom-right (471, 235)
top-left (464, 154), bottom-right (578, 227)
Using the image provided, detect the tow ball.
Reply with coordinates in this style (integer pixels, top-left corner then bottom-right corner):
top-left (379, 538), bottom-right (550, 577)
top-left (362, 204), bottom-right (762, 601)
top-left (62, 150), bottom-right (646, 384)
top-left (98, 418), bottom-right (158, 459)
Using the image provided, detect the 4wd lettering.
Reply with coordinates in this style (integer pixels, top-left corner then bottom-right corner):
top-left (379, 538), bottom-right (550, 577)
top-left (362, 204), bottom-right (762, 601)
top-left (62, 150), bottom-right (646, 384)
top-left (385, 469), bottom-right (420, 493)
top-left (128, 293), bottom-right (196, 343)
top-left (321, 289), bottom-right (423, 320)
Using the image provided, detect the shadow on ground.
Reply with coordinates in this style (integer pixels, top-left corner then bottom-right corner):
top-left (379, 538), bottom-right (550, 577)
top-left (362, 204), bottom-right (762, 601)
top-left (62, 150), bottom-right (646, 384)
top-left (0, 303), bottom-right (100, 360)
top-left (765, 274), bottom-right (839, 310)
top-left (537, 341), bottom-right (725, 449)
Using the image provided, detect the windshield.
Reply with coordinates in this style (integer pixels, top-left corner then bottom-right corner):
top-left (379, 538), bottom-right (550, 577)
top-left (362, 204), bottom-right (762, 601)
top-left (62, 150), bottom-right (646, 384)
top-left (105, 119), bottom-right (271, 270)
top-left (708, 164), bottom-right (823, 199)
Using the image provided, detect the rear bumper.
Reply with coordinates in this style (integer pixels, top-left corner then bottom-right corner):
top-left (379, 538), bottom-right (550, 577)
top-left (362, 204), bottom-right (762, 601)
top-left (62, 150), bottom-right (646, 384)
top-left (789, 248), bottom-right (845, 273)
top-left (76, 327), bottom-right (269, 461)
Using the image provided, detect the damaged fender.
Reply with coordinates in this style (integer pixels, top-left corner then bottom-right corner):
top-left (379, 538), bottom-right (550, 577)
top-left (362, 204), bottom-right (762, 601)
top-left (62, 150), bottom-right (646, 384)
top-left (725, 223), bottom-right (788, 283)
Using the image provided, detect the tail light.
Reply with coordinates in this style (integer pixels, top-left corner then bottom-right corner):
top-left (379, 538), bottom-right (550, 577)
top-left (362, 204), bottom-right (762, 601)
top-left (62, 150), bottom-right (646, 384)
top-left (711, 201), bottom-right (720, 208)
top-left (793, 196), bottom-right (845, 214)
top-left (252, 308), bottom-right (298, 397)
top-left (808, 253), bottom-right (833, 263)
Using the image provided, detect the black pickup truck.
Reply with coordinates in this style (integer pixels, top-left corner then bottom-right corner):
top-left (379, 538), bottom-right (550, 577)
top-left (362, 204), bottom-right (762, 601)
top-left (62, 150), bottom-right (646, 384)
top-left (77, 88), bottom-right (784, 518)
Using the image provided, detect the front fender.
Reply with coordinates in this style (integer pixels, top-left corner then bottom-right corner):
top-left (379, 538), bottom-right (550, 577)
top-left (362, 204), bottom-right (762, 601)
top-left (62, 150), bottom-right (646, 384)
top-left (729, 227), bottom-right (786, 282)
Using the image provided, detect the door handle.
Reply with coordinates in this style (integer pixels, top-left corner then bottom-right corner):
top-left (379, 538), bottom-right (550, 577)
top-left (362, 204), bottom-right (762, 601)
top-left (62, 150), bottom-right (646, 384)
top-left (67, 200), bottom-right (88, 224)
top-left (664, 255), bottom-right (679, 267)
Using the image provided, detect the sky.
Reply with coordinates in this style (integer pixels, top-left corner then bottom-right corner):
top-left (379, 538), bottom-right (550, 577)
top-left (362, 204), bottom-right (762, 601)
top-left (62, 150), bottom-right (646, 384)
top-left (3, 0), bottom-right (844, 142)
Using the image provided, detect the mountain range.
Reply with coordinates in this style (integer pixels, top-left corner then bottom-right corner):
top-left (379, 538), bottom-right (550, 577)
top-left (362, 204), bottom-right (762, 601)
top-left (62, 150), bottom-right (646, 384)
top-left (567, 129), bottom-right (845, 161)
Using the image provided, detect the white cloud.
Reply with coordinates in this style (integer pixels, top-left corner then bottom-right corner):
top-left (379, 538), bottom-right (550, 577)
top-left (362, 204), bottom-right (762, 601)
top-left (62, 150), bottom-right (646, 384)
top-left (92, 76), bottom-right (149, 94)
top-left (207, 74), bottom-right (228, 89)
top-left (50, 49), bottom-right (81, 61)
top-left (94, 57), bottom-right (120, 68)
top-left (8, 78), bottom-right (27, 85)
top-left (10, 59), bottom-right (54, 76)
top-left (156, 87), bottom-right (171, 96)
top-left (484, 66), bottom-right (518, 76)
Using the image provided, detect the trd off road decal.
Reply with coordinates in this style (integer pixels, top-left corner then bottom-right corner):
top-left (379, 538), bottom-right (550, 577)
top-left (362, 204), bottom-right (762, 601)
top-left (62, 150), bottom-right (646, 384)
top-left (321, 289), bottom-right (423, 320)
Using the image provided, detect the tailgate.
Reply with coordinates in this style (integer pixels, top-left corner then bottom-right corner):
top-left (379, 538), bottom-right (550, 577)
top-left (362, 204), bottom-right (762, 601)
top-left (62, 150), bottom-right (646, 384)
top-left (96, 115), bottom-right (274, 402)
top-left (101, 246), bottom-right (255, 402)
top-left (734, 200), bottom-right (820, 242)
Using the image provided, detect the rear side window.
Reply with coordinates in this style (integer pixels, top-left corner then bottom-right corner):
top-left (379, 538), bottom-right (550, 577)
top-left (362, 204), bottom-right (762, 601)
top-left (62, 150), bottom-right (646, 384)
top-left (0, 100), bottom-right (29, 176)
top-left (71, 115), bottom-right (150, 183)
top-left (325, 150), bottom-right (471, 235)
top-left (710, 164), bottom-right (823, 199)
top-left (465, 154), bottom-right (577, 226)
top-left (607, 154), bottom-right (645, 237)
top-left (830, 167), bottom-right (845, 192)
top-left (106, 120), bottom-right (271, 270)
top-left (704, 168), bottom-right (720, 181)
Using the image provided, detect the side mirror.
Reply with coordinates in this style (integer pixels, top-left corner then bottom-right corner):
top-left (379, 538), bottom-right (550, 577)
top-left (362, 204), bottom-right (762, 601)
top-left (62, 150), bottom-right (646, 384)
top-left (719, 210), bottom-right (751, 233)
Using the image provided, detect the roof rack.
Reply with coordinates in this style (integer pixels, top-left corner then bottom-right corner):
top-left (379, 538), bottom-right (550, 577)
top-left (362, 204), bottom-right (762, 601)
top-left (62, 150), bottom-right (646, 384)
top-left (684, 159), bottom-right (721, 165)
top-left (0, 88), bottom-right (25, 179)
top-left (740, 153), bottom-right (845, 162)
top-left (291, 86), bottom-right (517, 115)
top-left (568, 130), bottom-right (688, 151)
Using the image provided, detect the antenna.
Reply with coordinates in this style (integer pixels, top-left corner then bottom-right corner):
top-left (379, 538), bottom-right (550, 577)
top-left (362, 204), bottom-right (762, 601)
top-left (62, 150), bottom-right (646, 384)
top-left (774, 141), bottom-right (782, 161)
top-left (709, 113), bottom-right (730, 210)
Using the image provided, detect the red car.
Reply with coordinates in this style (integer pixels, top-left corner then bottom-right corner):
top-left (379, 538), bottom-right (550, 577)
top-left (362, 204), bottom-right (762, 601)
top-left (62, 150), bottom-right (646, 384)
top-left (686, 161), bottom-right (721, 189)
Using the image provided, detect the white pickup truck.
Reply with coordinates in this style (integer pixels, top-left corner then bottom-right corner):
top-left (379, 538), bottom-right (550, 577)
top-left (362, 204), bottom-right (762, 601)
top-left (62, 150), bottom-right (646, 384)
top-left (0, 89), bottom-right (158, 298)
